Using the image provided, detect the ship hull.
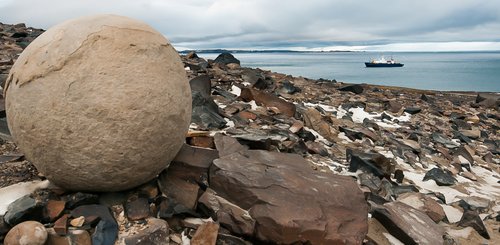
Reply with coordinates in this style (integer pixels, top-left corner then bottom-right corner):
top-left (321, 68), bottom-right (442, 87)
top-left (365, 62), bottom-right (404, 67)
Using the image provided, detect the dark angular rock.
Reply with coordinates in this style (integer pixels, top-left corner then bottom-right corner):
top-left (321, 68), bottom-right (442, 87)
top-left (63, 192), bottom-right (99, 209)
top-left (458, 210), bottom-right (490, 239)
top-left (70, 204), bottom-right (116, 228)
top-left (296, 128), bottom-right (316, 142)
top-left (347, 149), bottom-right (395, 178)
top-left (458, 196), bottom-right (491, 212)
top-left (0, 153), bottom-right (23, 164)
top-left (189, 75), bottom-right (212, 98)
top-left (241, 69), bottom-right (267, 89)
top-left (420, 94), bottom-right (430, 102)
top-left (157, 197), bottom-right (199, 219)
top-left (186, 51), bottom-right (199, 59)
top-left (341, 101), bottom-right (366, 110)
top-left (380, 112), bottom-right (392, 121)
top-left (452, 119), bottom-right (471, 130)
top-left (359, 173), bottom-right (381, 192)
top-left (391, 185), bottom-right (419, 197)
top-left (339, 126), bottom-right (364, 141)
top-left (279, 80), bottom-right (300, 94)
top-left (125, 197), bottom-right (150, 221)
top-left (423, 168), bottom-right (456, 186)
top-left (93, 220), bottom-right (118, 245)
top-left (214, 52), bottom-right (240, 65)
top-left (4, 195), bottom-right (43, 226)
top-left (432, 132), bottom-right (459, 148)
top-left (173, 143), bottom-right (219, 168)
top-left (394, 169), bottom-right (404, 183)
top-left (191, 90), bottom-right (227, 129)
top-left (453, 131), bottom-right (472, 144)
top-left (338, 84), bottom-right (364, 94)
top-left (210, 150), bottom-right (368, 244)
top-left (372, 201), bottom-right (445, 245)
top-left (453, 146), bottom-right (474, 165)
top-left (363, 118), bottom-right (380, 131)
top-left (0, 216), bottom-right (9, 242)
top-left (404, 107), bottom-right (422, 115)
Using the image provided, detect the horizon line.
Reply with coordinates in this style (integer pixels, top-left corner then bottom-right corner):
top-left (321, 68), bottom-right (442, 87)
top-left (173, 41), bottom-right (500, 53)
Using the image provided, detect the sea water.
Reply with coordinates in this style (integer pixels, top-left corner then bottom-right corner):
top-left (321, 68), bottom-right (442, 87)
top-left (199, 51), bottom-right (500, 92)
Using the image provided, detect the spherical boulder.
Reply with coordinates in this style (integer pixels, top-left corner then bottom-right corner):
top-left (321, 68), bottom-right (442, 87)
top-left (4, 15), bottom-right (191, 191)
top-left (4, 221), bottom-right (48, 245)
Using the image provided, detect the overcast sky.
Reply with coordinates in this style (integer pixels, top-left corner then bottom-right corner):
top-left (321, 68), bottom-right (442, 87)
top-left (1, 0), bottom-right (500, 51)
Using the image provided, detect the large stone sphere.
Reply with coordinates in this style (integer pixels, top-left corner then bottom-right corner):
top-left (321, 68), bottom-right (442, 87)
top-left (4, 15), bottom-right (191, 191)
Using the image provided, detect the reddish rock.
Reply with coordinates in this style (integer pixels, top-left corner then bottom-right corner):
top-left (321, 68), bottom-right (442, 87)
top-left (305, 141), bottom-right (329, 156)
top-left (44, 200), bottom-right (66, 222)
top-left (288, 120), bottom-right (304, 133)
top-left (397, 192), bottom-right (446, 223)
top-left (125, 197), bottom-right (150, 221)
top-left (239, 87), bottom-right (296, 117)
top-left (198, 188), bottom-right (255, 236)
top-left (237, 111), bottom-right (257, 120)
top-left (213, 133), bottom-right (248, 157)
top-left (188, 136), bottom-right (215, 149)
top-left (173, 143), bottom-right (219, 169)
top-left (191, 221), bottom-right (219, 245)
top-left (210, 150), bottom-right (368, 244)
top-left (54, 214), bottom-right (69, 235)
top-left (385, 100), bottom-right (402, 113)
top-left (158, 163), bottom-right (201, 211)
top-left (300, 107), bottom-right (337, 142)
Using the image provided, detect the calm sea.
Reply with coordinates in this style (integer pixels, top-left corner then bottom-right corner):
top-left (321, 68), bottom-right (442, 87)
top-left (199, 51), bottom-right (500, 92)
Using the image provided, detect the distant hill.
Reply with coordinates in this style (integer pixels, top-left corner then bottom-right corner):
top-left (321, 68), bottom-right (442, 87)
top-left (178, 49), bottom-right (356, 54)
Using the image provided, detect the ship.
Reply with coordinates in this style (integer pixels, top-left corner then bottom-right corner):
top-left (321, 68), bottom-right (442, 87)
top-left (365, 56), bottom-right (404, 67)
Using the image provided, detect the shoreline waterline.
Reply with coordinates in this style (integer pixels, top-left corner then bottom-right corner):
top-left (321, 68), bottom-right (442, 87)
top-left (198, 51), bottom-right (500, 93)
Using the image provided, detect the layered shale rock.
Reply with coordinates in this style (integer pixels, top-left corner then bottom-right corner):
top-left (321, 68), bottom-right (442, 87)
top-left (210, 149), bottom-right (369, 244)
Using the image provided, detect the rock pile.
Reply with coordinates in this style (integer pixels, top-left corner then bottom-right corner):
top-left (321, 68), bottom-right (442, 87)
top-left (1, 21), bottom-right (499, 244)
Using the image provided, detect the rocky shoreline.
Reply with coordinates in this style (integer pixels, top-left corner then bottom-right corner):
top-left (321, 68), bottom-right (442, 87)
top-left (1, 22), bottom-right (499, 244)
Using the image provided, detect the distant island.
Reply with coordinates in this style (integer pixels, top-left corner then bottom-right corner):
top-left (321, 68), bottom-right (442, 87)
top-left (178, 49), bottom-right (358, 54)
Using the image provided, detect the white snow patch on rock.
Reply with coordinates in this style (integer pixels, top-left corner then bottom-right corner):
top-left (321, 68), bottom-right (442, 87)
top-left (0, 180), bottom-right (50, 215)
top-left (230, 85), bottom-right (241, 96)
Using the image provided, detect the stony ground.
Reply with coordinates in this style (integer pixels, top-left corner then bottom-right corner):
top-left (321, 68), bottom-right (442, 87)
top-left (0, 22), bottom-right (499, 245)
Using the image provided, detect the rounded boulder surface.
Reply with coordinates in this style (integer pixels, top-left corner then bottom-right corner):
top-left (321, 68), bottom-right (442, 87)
top-left (4, 221), bottom-right (48, 245)
top-left (4, 15), bottom-right (191, 191)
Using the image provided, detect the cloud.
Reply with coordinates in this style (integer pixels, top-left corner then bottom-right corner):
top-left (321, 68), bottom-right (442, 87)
top-left (1, 0), bottom-right (500, 50)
